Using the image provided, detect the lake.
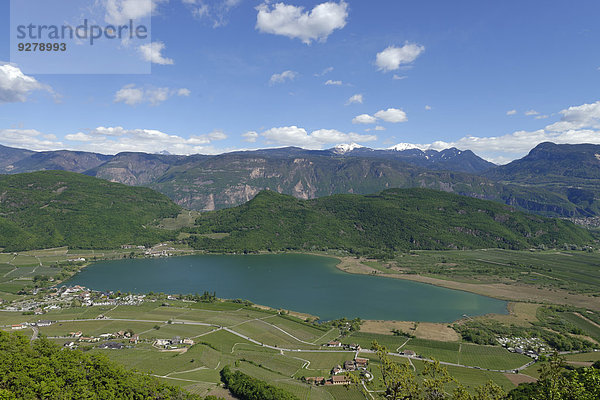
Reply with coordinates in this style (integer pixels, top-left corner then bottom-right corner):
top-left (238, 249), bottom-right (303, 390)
top-left (64, 254), bottom-right (507, 322)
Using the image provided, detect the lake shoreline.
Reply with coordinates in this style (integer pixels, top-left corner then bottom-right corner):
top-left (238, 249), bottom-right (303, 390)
top-left (62, 253), bottom-right (508, 323)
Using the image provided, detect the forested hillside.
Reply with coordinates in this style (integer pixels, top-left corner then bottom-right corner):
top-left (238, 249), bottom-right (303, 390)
top-left (187, 188), bottom-right (593, 256)
top-left (0, 171), bottom-right (181, 251)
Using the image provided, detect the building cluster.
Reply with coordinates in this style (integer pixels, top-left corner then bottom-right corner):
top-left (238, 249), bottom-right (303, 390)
top-left (153, 336), bottom-right (195, 349)
top-left (11, 320), bottom-right (53, 330)
top-left (305, 357), bottom-right (369, 386)
top-left (325, 340), bottom-right (361, 351)
top-left (122, 243), bottom-right (177, 257)
top-left (497, 336), bottom-right (546, 358)
top-left (1, 285), bottom-right (145, 313)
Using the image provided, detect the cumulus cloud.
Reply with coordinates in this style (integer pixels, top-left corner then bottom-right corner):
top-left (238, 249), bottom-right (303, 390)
top-left (242, 131), bottom-right (259, 143)
top-left (325, 79), bottom-right (342, 86)
top-left (256, 1), bottom-right (348, 44)
top-left (64, 126), bottom-right (227, 154)
top-left (506, 109), bottom-right (517, 116)
top-left (0, 64), bottom-right (51, 103)
top-left (525, 109), bottom-right (539, 116)
top-left (114, 84), bottom-right (190, 106)
top-left (353, 108), bottom-right (408, 124)
top-left (352, 114), bottom-right (377, 124)
top-left (0, 129), bottom-right (62, 151)
top-left (138, 42), bottom-right (174, 65)
top-left (376, 43), bottom-right (425, 72)
top-left (105, 0), bottom-right (166, 25)
top-left (374, 108), bottom-right (407, 123)
top-left (269, 70), bottom-right (297, 85)
top-left (392, 100), bottom-right (600, 164)
top-left (346, 94), bottom-right (363, 105)
top-left (259, 126), bottom-right (376, 149)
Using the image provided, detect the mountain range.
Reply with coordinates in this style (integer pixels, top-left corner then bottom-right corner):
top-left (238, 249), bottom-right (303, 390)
top-left (1, 142), bottom-right (599, 218)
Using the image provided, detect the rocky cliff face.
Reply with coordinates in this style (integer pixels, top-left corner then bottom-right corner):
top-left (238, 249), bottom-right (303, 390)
top-left (0, 143), bottom-right (593, 217)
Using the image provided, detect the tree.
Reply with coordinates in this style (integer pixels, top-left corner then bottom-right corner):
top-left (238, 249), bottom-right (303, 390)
top-left (372, 341), bottom-right (420, 399)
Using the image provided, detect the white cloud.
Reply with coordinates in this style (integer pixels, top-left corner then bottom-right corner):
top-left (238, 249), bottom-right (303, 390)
top-left (376, 43), bottom-right (425, 72)
top-left (242, 131), bottom-right (259, 143)
top-left (352, 108), bottom-right (408, 124)
top-left (315, 66), bottom-right (334, 76)
top-left (425, 105), bottom-right (432, 111)
top-left (392, 100), bottom-right (600, 164)
top-left (104, 0), bottom-right (166, 25)
top-left (183, 0), bottom-right (243, 27)
top-left (0, 64), bottom-right (51, 103)
top-left (64, 126), bottom-right (227, 155)
top-left (535, 115), bottom-right (548, 120)
top-left (325, 79), bottom-right (342, 86)
top-left (393, 74), bottom-right (407, 80)
top-left (506, 109), bottom-right (517, 116)
top-left (346, 94), bottom-right (363, 105)
top-left (260, 125), bottom-right (376, 149)
top-left (366, 125), bottom-right (385, 132)
top-left (256, 1), bottom-right (348, 44)
top-left (269, 70), bottom-right (297, 85)
top-left (138, 42), bottom-right (174, 65)
top-left (374, 108), bottom-right (407, 123)
top-left (524, 109), bottom-right (539, 116)
top-left (114, 84), bottom-right (190, 106)
top-left (0, 128), bottom-right (63, 151)
top-left (352, 114), bottom-right (377, 124)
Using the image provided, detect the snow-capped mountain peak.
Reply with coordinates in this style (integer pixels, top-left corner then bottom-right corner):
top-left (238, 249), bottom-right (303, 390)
top-left (333, 143), bottom-right (364, 154)
top-left (387, 143), bottom-right (422, 151)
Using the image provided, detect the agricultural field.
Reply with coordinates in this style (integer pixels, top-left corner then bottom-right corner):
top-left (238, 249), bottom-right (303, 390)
top-left (344, 332), bottom-right (531, 370)
top-left (0, 247), bottom-right (153, 294)
top-left (386, 249), bottom-right (600, 294)
top-left (0, 297), bottom-right (549, 399)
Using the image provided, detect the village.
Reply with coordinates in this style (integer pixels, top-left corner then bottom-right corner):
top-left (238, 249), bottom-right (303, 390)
top-left (497, 336), bottom-right (547, 359)
top-left (1, 285), bottom-right (146, 314)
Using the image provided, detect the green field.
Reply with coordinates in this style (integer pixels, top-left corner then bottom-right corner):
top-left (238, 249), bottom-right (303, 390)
top-left (560, 312), bottom-right (600, 342)
top-left (383, 249), bottom-right (600, 294)
top-left (345, 332), bottom-right (530, 370)
top-left (0, 298), bottom-right (541, 399)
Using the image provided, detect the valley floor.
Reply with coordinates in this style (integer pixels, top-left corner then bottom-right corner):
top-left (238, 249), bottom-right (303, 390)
top-left (1, 246), bottom-right (600, 399)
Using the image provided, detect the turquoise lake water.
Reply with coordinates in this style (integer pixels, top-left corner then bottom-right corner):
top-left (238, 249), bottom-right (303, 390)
top-left (64, 254), bottom-right (507, 322)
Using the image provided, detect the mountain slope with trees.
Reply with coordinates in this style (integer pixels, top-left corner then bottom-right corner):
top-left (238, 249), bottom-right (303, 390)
top-left (0, 171), bottom-right (181, 251)
top-left (187, 188), bottom-right (593, 256)
top-left (0, 331), bottom-right (202, 400)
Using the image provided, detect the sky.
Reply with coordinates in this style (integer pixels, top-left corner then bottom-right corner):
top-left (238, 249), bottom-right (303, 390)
top-left (1, 0), bottom-right (600, 164)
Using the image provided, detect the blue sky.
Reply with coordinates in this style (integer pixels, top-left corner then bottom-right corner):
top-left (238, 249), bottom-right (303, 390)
top-left (1, 0), bottom-right (600, 163)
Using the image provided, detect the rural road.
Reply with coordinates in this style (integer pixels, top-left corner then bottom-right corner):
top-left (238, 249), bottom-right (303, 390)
top-left (37, 316), bottom-right (535, 373)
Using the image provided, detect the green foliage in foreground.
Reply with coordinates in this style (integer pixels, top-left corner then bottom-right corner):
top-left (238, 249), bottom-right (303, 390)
top-left (507, 355), bottom-right (600, 400)
top-left (372, 342), bottom-right (600, 400)
top-left (0, 171), bottom-right (181, 251)
top-left (0, 331), bottom-right (201, 400)
top-left (220, 365), bottom-right (299, 400)
top-left (188, 189), bottom-right (593, 255)
top-left (371, 341), bottom-right (506, 400)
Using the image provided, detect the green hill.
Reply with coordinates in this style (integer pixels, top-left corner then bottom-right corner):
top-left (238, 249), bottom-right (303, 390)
top-left (188, 189), bottom-right (594, 256)
top-left (0, 171), bottom-right (181, 251)
top-left (0, 331), bottom-right (201, 399)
